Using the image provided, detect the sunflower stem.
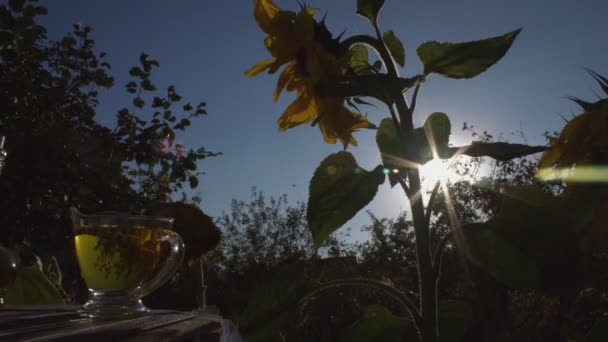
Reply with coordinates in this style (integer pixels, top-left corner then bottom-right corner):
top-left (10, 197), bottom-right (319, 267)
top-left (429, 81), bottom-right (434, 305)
top-left (377, 26), bottom-right (437, 341)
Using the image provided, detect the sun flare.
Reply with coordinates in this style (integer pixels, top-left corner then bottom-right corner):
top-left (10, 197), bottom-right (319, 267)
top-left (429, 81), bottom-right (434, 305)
top-left (419, 159), bottom-right (460, 192)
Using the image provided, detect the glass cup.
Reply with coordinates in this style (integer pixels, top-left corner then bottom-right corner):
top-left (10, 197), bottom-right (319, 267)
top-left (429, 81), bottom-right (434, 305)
top-left (69, 207), bottom-right (184, 319)
top-left (0, 135), bottom-right (7, 176)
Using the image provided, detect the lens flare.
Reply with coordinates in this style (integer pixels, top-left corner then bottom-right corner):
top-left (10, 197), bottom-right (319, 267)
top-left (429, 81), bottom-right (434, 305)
top-left (537, 166), bottom-right (608, 183)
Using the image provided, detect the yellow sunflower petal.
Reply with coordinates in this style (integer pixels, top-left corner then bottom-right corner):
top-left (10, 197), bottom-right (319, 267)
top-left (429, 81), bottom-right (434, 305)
top-left (318, 123), bottom-right (338, 145)
top-left (316, 98), bottom-right (375, 148)
top-left (253, 0), bottom-right (281, 33)
top-left (274, 61), bottom-right (296, 102)
top-left (278, 93), bottom-right (317, 131)
top-left (245, 59), bottom-right (275, 77)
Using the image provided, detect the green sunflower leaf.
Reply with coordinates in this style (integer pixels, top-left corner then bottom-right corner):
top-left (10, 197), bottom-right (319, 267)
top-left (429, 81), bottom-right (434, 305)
top-left (459, 222), bottom-right (541, 289)
top-left (382, 30), bottom-right (405, 67)
top-left (5, 264), bottom-right (64, 305)
top-left (417, 28), bottom-right (521, 79)
top-left (308, 152), bottom-right (385, 247)
top-left (356, 0), bottom-right (385, 26)
top-left (423, 112), bottom-right (451, 147)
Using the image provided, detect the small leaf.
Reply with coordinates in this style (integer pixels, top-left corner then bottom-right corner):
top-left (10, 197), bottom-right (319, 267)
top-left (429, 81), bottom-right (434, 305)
top-left (307, 152), bottom-right (385, 247)
top-left (126, 81), bottom-right (137, 94)
top-left (382, 30), bottom-right (405, 67)
top-left (5, 264), bottom-right (64, 305)
top-left (152, 97), bottom-right (164, 108)
top-left (356, 0), bottom-right (385, 26)
top-left (141, 78), bottom-right (156, 91)
top-left (139, 53), bottom-right (160, 72)
top-left (180, 118), bottom-right (191, 127)
top-left (417, 28), bottom-right (522, 79)
top-left (129, 66), bottom-right (148, 79)
top-left (423, 112), bottom-right (451, 147)
top-left (133, 97), bottom-right (145, 109)
top-left (348, 44), bottom-right (369, 73)
top-left (183, 103), bottom-right (193, 111)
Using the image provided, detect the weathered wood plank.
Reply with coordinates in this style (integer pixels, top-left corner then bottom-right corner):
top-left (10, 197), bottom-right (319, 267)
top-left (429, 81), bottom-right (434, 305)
top-left (0, 306), bottom-right (225, 341)
top-left (130, 313), bottom-right (223, 342)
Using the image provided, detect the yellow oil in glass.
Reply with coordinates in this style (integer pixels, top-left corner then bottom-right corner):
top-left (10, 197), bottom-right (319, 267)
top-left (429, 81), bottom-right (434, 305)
top-left (75, 226), bottom-right (165, 291)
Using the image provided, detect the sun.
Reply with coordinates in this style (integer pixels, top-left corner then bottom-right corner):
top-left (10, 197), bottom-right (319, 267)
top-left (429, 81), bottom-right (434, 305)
top-left (419, 158), bottom-right (459, 192)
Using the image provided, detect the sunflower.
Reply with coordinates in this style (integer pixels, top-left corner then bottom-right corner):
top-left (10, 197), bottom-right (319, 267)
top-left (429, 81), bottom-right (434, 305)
top-left (539, 71), bottom-right (608, 170)
top-left (246, 0), bottom-right (375, 148)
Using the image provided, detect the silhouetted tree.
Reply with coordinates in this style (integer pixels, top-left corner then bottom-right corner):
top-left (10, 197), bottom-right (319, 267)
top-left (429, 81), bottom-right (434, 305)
top-left (0, 0), bottom-right (219, 300)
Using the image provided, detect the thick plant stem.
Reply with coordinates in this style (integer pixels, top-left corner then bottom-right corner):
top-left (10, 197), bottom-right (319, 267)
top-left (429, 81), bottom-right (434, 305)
top-left (394, 93), bottom-right (437, 341)
top-left (406, 168), bottom-right (438, 342)
top-left (359, 28), bottom-right (438, 341)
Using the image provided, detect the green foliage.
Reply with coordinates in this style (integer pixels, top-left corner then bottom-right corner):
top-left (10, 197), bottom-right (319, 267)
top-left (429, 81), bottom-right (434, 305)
top-left (423, 112), bottom-right (451, 147)
top-left (447, 141), bottom-right (547, 161)
top-left (340, 304), bottom-right (413, 342)
top-left (5, 264), bottom-right (64, 305)
top-left (307, 152), bottom-right (385, 248)
top-left (438, 300), bottom-right (473, 342)
top-left (411, 112), bottom-right (452, 164)
top-left (491, 187), bottom-right (586, 292)
top-left (460, 222), bottom-right (541, 289)
top-left (356, 0), bottom-right (385, 26)
top-left (0, 0), bottom-right (219, 300)
top-left (416, 28), bottom-right (521, 79)
top-left (382, 30), bottom-right (405, 67)
top-left (348, 44), bottom-right (370, 74)
top-left (236, 262), bottom-right (315, 342)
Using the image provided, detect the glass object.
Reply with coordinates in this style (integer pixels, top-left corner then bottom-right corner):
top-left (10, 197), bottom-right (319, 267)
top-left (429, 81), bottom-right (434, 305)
top-left (0, 245), bottom-right (17, 306)
top-left (0, 135), bottom-right (6, 176)
top-left (0, 137), bottom-right (14, 306)
top-left (69, 208), bottom-right (184, 319)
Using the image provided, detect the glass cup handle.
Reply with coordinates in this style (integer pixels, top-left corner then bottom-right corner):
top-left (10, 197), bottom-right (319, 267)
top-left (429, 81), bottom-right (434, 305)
top-left (133, 231), bottom-right (185, 298)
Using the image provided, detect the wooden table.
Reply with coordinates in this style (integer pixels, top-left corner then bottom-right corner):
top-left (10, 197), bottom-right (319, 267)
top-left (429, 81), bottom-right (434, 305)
top-left (0, 305), bottom-right (224, 341)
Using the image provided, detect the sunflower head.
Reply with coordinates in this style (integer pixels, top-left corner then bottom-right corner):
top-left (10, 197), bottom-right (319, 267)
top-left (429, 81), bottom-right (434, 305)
top-left (247, 0), bottom-right (375, 148)
top-left (539, 70), bottom-right (608, 176)
top-left (146, 203), bottom-right (222, 260)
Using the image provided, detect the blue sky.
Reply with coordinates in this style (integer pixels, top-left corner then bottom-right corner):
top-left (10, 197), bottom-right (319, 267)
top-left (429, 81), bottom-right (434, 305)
top-left (39, 0), bottom-right (608, 240)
